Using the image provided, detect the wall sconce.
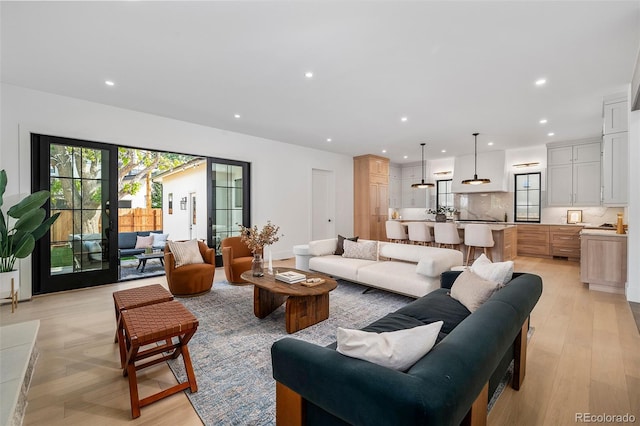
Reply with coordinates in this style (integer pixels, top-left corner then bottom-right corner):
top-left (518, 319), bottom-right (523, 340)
top-left (180, 197), bottom-right (187, 210)
top-left (512, 162), bottom-right (540, 168)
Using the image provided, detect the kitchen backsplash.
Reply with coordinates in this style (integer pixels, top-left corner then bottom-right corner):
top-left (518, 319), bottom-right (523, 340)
top-left (393, 191), bottom-right (626, 225)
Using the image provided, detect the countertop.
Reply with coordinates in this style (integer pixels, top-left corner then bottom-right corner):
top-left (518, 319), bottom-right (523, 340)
top-left (398, 220), bottom-right (516, 231)
top-left (580, 229), bottom-right (628, 237)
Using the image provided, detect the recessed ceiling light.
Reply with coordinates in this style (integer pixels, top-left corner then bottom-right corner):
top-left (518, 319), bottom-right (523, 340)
top-left (234, 114), bottom-right (241, 119)
top-left (401, 117), bottom-right (408, 122)
top-left (381, 149), bottom-right (387, 153)
top-left (326, 138), bottom-right (332, 142)
top-left (304, 71), bottom-right (313, 78)
top-left (441, 149), bottom-right (446, 153)
top-left (539, 119), bottom-right (548, 124)
top-left (488, 142), bottom-right (494, 146)
top-left (535, 78), bottom-right (547, 86)
top-left (547, 132), bottom-right (555, 136)
top-left (403, 155), bottom-right (408, 159)
top-left (105, 80), bottom-right (115, 86)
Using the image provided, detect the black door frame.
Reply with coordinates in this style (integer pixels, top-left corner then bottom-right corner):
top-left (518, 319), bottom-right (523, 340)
top-left (31, 134), bottom-right (119, 294)
top-left (206, 157), bottom-right (251, 267)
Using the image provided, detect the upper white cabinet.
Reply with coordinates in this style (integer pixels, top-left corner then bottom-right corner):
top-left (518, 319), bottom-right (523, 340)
top-left (602, 94), bottom-right (628, 206)
top-left (401, 164), bottom-right (428, 208)
top-left (603, 98), bottom-right (629, 135)
top-left (547, 140), bottom-right (601, 207)
top-left (389, 165), bottom-right (402, 208)
top-left (602, 133), bottom-right (628, 206)
top-left (451, 150), bottom-right (507, 193)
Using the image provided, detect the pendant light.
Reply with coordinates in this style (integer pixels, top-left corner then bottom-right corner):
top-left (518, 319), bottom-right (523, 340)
top-left (461, 132), bottom-right (491, 185)
top-left (411, 143), bottom-right (434, 188)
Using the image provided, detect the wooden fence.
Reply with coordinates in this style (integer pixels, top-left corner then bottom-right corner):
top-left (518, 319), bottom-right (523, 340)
top-left (50, 208), bottom-right (163, 243)
top-left (118, 208), bottom-right (163, 232)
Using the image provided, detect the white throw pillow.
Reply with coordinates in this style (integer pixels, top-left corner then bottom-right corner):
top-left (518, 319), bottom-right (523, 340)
top-left (151, 232), bottom-right (169, 248)
top-left (450, 270), bottom-right (500, 312)
top-left (168, 240), bottom-right (204, 268)
top-left (342, 239), bottom-right (378, 261)
top-left (337, 321), bottom-right (443, 371)
top-left (470, 254), bottom-right (514, 286)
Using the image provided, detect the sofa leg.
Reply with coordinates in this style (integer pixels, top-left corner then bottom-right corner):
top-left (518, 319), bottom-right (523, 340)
top-left (462, 382), bottom-right (488, 426)
top-left (512, 316), bottom-right (529, 390)
top-left (276, 381), bottom-right (305, 426)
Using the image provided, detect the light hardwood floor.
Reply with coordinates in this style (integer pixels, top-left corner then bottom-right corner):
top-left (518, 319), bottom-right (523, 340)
top-left (1, 256), bottom-right (639, 425)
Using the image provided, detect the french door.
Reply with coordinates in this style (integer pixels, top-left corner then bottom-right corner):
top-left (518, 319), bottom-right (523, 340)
top-left (207, 158), bottom-right (250, 266)
top-left (31, 134), bottom-right (119, 294)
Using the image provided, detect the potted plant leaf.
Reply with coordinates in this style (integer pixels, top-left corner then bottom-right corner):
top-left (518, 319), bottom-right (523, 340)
top-left (1, 170), bottom-right (60, 309)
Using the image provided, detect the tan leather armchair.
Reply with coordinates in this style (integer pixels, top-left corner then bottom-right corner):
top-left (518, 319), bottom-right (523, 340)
top-left (221, 236), bottom-right (254, 284)
top-left (164, 240), bottom-right (215, 296)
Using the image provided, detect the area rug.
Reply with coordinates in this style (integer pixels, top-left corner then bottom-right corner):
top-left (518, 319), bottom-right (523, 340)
top-left (167, 280), bottom-right (413, 425)
top-left (119, 258), bottom-right (166, 281)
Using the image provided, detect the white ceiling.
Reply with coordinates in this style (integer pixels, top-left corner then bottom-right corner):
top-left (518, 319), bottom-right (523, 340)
top-left (2, 1), bottom-right (639, 163)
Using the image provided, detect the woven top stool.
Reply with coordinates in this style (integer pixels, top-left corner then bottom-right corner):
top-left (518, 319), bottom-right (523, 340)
top-left (121, 300), bottom-right (199, 419)
top-left (113, 284), bottom-right (173, 367)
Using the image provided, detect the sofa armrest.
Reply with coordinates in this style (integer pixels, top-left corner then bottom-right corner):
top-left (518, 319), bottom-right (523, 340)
top-left (308, 238), bottom-right (338, 256)
top-left (272, 338), bottom-right (431, 426)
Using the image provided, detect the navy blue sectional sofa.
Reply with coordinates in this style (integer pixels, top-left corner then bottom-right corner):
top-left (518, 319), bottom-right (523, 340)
top-left (271, 271), bottom-right (543, 426)
top-left (118, 230), bottom-right (164, 258)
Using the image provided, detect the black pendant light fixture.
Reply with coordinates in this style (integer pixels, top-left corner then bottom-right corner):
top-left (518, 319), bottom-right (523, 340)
top-left (461, 132), bottom-right (491, 185)
top-left (411, 143), bottom-right (434, 188)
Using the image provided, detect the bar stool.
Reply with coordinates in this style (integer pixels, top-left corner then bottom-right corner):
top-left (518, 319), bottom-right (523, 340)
top-left (407, 222), bottom-right (433, 246)
top-left (464, 224), bottom-right (494, 266)
top-left (121, 300), bottom-right (199, 419)
top-left (113, 284), bottom-right (174, 367)
top-left (385, 221), bottom-right (409, 243)
top-left (434, 222), bottom-right (461, 250)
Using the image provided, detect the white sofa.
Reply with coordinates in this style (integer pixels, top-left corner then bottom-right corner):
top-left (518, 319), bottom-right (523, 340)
top-left (307, 238), bottom-right (463, 298)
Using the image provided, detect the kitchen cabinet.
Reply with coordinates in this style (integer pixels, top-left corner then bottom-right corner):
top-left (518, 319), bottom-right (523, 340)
top-left (354, 155), bottom-right (389, 241)
top-left (517, 225), bottom-right (550, 257)
top-left (389, 165), bottom-right (402, 208)
top-left (549, 225), bottom-right (581, 261)
top-left (602, 132), bottom-right (628, 206)
top-left (547, 141), bottom-right (601, 206)
top-left (602, 96), bottom-right (628, 206)
top-left (603, 98), bottom-right (628, 134)
top-left (580, 230), bottom-right (627, 294)
top-left (400, 164), bottom-right (428, 208)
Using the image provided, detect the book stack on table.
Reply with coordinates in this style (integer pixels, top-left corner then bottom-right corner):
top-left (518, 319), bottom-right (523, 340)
top-left (275, 271), bottom-right (306, 284)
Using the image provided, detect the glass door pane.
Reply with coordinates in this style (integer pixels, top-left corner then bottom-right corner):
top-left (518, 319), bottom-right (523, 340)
top-left (32, 135), bottom-right (118, 294)
top-left (208, 159), bottom-right (250, 266)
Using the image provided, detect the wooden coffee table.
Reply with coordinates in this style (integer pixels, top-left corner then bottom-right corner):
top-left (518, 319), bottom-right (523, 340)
top-left (240, 268), bottom-right (337, 333)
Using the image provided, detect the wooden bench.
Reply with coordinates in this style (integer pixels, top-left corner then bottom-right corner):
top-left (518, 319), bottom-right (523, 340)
top-left (120, 301), bottom-right (198, 419)
top-left (113, 284), bottom-right (173, 367)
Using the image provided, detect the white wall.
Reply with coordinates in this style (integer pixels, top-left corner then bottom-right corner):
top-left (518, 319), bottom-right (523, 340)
top-left (0, 83), bottom-right (354, 299)
top-left (160, 163), bottom-right (208, 241)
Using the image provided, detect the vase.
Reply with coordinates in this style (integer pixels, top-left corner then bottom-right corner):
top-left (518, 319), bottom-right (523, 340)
top-left (252, 253), bottom-right (264, 277)
top-left (267, 246), bottom-right (273, 275)
top-left (435, 213), bottom-right (447, 222)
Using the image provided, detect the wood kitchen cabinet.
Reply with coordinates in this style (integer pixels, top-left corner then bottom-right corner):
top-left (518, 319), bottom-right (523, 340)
top-left (580, 231), bottom-right (627, 293)
top-left (549, 225), bottom-right (582, 261)
top-left (354, 155), bottom-right (389, 241)
top-left (517, 225), bottom-right (550, 257)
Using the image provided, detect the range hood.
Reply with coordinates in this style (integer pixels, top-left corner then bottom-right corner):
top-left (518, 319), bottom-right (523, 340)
top-left (451, 150), bottom-right (508, 193)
